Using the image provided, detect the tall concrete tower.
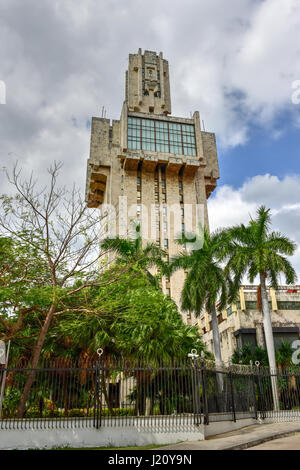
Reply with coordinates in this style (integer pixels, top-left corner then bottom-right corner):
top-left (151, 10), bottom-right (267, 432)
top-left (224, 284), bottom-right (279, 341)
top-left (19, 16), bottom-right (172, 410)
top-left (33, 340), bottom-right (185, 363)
top-left (85, 49), bottom-right (220, 325)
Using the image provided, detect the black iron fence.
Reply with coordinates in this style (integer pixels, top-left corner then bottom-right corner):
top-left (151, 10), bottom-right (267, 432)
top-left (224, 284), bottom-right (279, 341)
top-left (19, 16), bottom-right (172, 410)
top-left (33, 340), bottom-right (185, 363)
top-left (1, 358), bottom-right (300, 430)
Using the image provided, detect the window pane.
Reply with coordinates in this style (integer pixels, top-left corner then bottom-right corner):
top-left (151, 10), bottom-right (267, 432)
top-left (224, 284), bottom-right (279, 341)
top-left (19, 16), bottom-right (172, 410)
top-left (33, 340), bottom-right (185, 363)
top-left (128, 117), bottom-right (196, 155)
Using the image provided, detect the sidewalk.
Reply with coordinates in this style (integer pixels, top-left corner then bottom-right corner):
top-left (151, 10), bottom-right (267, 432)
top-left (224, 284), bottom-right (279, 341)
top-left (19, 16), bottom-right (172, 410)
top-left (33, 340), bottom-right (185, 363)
top-left (158, 422), bottom-right (300, 450)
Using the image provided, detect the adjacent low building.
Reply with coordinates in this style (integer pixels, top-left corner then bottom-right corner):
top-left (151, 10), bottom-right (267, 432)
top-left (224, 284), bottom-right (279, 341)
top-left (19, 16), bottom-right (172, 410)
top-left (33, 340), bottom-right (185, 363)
top-left (200, 285), bottom-right (300, 363)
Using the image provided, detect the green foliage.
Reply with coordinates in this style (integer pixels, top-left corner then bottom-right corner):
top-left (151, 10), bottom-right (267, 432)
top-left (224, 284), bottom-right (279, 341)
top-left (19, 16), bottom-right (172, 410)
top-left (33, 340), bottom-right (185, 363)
top-left (169, 227), bottom-right (229, 315)
top-left (276, 341), bottom-right (294, 367)
top-left (1, 387), bottom-right (22, 416)
top-left (2, 405), bottom-right (136, 419)
top-left (1, 232), bottom-right (207, 365)
top-left (224, 206), bottom-right (297, 298)
top-left (232, 341), bottom-right (295, 367)
top-left (100, 227), bottom-right (167, 288)
top-left (231, 344), bottom-right (269, 366)
top-left (52, 268), bottom-right (206, 362)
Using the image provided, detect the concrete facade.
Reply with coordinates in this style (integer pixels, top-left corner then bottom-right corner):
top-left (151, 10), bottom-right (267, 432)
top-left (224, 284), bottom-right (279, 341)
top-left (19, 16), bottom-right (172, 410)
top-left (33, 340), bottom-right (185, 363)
top-left (85, 49), bottom-right (219, 322)
top-left (200, 285), bottom-right (300, 363)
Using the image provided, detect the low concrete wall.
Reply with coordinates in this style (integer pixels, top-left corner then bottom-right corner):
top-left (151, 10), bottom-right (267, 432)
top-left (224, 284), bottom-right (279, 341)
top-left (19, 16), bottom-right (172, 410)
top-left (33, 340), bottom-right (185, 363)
top-left (258, 410), bottom-right (300, 423)
top-left (3, 414), bottom-right (298, 449)
top-left (204, 418), bottom-right (258, 437)
top-left (0, 419), bottom-right (205, 450)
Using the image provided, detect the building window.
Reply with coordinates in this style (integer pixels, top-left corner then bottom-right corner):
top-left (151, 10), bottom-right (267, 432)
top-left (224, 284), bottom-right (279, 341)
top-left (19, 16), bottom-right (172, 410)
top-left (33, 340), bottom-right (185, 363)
top-left (277, 301), bottom-right (300, 310)
top-left (227, 305), bottom-right (233, 316)
top-left (128, 117), bottom-right (197, 156)
top-left (163, 239), bottom-right (168, 249)
top-left (235, 332), bottom-right (257, 351)
top-left (245, 300), bottom-right (272, 310)
top-left (166, 288), bottom-right (171, 297)
top-left (162, 206), bottom-right (167, 217)
top-left (163, 221), bottom-right (168, 232)
top-left (273, 331), bottom-right (300, 349)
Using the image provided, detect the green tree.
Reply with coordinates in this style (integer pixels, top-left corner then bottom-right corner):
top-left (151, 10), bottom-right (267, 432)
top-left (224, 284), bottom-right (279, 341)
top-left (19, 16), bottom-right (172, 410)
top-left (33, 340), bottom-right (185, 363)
top-left (0, 236), bottom-right (51, 349)
top-left (225, 206), bottom-right (297, 409)
top-left (169, 228), bottom-right (228, 367)
top-left (0, 163), bottom-right (134, 417)
top-left (50, 269), bottom-right (207, 416)
top-left (53, 268), bottom-right (205, 363)
top-left (100, 224), bottom-right (166, 289)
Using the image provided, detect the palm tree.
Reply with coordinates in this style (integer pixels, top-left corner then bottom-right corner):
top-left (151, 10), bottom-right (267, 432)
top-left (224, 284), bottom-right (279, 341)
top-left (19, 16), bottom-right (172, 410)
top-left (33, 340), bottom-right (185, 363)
top-left (224, 206), bottom-right (297, 410)
top-left (100, 224), bottom-right (166, 288)
top-left (169, 228), bottom-right (228, 368)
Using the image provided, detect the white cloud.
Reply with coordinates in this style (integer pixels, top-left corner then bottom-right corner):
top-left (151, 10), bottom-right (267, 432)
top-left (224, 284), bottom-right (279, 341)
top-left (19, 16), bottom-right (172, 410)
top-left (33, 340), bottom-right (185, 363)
top-left (0, 0), bottom-right (300, 189)
top-left (173, 0), bottom-right (300, 146)
top-left (0, 0), bottom-right (300, 275)
top-left (208, 174), bottom-right (300, 279)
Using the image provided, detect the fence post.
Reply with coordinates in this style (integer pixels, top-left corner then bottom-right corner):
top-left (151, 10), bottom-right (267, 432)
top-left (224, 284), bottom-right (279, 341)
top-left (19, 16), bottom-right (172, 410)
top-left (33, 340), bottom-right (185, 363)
top-left (251, 371), bottom-right (258, 420)
top-left (194, 359), bottom-right (202, 425)
top-left (188, 349), bottom-right (201, 425)
top-left (258, 369), bottom-right (266, 419)
top-left (201, 358), bottom-right (209, 425)
top-left (0, 340), bottom-right (10, 419)
top-left (93, 361), bottom-right (98, 428)
top-left (229, 371), bottom-right (236, 422)
top-left (95, 348), bottom-right (103, 429)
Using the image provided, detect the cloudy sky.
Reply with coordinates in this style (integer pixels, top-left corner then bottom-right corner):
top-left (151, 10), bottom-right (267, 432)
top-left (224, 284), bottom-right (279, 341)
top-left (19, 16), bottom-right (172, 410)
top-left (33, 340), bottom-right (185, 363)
top-left (0, 0), bottom-right (300, 278)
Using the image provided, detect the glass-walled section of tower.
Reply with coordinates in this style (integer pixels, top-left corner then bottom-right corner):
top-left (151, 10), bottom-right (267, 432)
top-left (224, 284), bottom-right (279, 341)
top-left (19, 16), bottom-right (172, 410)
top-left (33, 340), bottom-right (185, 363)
top-left (127, 117), bottom-right (196, 156)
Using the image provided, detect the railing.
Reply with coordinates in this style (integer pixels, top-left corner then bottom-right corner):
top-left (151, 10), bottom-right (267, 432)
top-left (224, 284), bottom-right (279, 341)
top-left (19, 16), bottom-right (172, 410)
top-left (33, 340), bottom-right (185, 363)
top-left (1, 359), bottom-right (300, 431)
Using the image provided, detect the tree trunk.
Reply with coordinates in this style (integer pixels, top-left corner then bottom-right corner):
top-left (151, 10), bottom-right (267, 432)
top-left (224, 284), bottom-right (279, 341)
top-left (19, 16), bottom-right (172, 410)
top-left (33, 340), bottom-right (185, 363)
top-left (101, 373), bottom-right (115, 416)
top-left (259, 273), bottom-right (280, 411)
top-left (210, 304), bottom-right (224, 393)
top-left (17, 304), bottom-right (56, 418)
top-left (210, 305), bottom-right (222, 365)
top-left (135, 373), bottom-right (140, 416)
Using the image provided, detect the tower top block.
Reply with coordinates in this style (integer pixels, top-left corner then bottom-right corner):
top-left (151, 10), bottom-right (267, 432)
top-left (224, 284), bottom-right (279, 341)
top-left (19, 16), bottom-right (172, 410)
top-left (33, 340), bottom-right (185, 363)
top-left (126, 49), bottom-right (171, 115)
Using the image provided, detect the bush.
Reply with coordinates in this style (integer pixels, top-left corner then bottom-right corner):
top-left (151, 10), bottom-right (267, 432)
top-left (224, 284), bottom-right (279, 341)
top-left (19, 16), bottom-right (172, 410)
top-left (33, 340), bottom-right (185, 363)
top-left (2, 406), bottom-right (136, 419)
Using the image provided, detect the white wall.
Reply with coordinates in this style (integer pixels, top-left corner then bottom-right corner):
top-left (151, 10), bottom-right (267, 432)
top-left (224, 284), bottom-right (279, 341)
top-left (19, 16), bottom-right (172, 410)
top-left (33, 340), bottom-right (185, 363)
top-left (0, 419), bottom-right (204, 450)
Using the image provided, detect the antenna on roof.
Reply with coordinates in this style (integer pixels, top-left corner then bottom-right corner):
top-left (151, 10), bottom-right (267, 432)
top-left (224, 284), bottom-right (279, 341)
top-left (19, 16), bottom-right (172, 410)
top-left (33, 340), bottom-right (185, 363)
top-left (202, 119), bottom-right (206, 132)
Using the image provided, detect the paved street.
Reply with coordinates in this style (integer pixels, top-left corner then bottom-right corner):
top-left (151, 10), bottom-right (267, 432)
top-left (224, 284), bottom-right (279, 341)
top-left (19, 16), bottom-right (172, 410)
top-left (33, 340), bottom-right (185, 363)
top-left (158, 422), bottom-right (300, 450)
top-left (248, 432), bottom-right (300, 450)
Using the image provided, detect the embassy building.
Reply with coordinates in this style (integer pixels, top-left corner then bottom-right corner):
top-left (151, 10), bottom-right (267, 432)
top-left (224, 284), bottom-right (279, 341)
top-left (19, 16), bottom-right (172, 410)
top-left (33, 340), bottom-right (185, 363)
top-left (85, 49), bottom-right (220, 324)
